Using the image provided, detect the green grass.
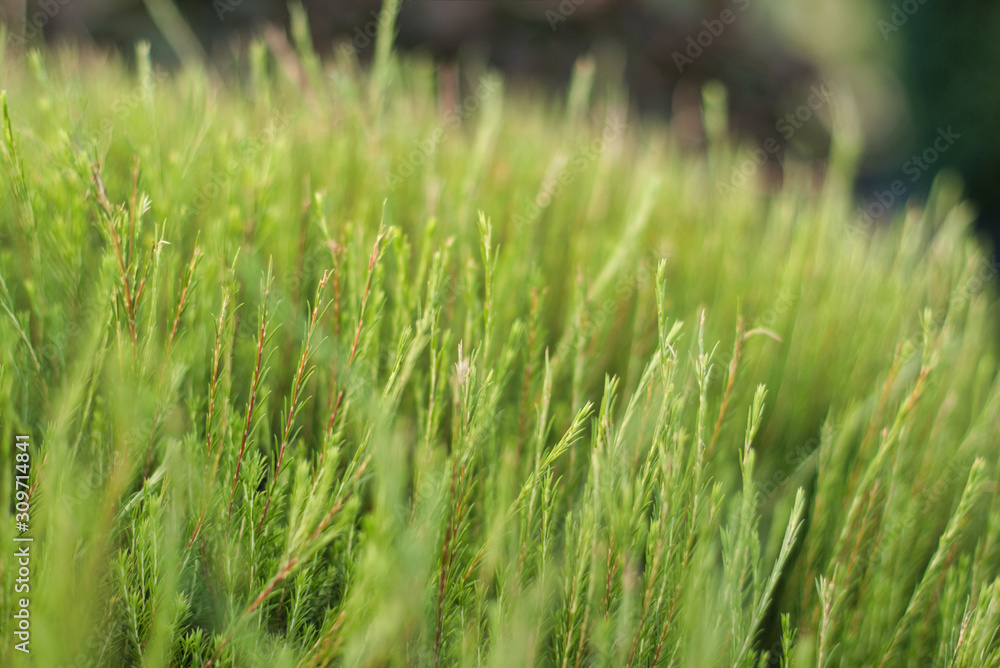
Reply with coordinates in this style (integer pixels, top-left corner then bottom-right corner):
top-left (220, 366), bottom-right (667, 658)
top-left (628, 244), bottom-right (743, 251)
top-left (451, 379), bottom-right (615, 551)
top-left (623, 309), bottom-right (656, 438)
top-left (1, 18), bottom-right (1000, 668)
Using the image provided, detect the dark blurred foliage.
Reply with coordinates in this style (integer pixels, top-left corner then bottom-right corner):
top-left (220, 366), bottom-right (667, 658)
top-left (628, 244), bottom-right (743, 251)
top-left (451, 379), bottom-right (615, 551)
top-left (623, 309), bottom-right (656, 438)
top-left (3, 0), bottom-right (999, 242)
top-left (16, 0), bottom-right (284, 53)
top-left (341, 0), bottom-right (823, 156)
top-left (888, 0), bottom-right (1000, 235)
top-left (10, 0), bottom-right (829, 171)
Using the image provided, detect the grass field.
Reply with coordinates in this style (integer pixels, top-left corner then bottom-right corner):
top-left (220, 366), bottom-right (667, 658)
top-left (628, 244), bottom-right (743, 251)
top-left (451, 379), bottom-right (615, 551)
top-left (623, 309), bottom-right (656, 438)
top-left (1, 10), bottom-right (1000, 667)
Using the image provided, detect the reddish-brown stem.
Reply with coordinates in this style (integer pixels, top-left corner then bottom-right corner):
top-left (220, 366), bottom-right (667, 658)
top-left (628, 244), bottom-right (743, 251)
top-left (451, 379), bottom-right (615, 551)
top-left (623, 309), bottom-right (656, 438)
top-left (462, 545), bottom-right (486, 585)
top-left (202, 458), bottom-right (364, 668)
top-left (650, 583), bottom-right (684, 668)
top-left (329, 239), bottom-right (342, 337)
top-left (206, 290), bottom-right (229, 458)
top-left (201, 557), bottom-right (299, 668)
top-left (625, 546), bottom-right (664, 668)
top-left (516, 286), bottom-right (539, 468)
top-left (184, 291), bottom-right (231, 550)
top-left (325, 387), bottom-right (346, 441)
top-left (325, 227), bottom-right (388, 438)
top-left (128, 156), bottom-right (139, 275)
top-left (258, 272), bottom-right (330, 534)
top-left (131, 242), bottom-right (154, 312)
top-left (92, 166), bottom-right (138, 350)
top-left (310, 457), bottom-right (367, 546)
top-left (248, 557), bottom-right (299, 614)
top-left (165, 246), bottom-right (202, 360)
top-left (228, 285), bottom-right (271, 521)
top-left (186, 515), bottom-right (204, 550)
top-left (434, 462), bottom-right (460, 667)
top-left (708, 317), bottom-right (744, 459)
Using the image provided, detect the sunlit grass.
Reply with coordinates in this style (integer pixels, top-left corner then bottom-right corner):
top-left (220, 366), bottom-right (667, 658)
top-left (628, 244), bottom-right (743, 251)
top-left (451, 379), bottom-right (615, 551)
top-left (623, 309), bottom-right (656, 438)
top-left (0, 21), bottom-right (999, 667)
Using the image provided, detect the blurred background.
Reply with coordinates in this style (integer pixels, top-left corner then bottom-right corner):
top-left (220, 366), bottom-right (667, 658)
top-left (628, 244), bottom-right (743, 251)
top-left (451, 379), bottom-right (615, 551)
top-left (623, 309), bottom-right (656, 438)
top-left (2, 0), bottom-right (998, 247)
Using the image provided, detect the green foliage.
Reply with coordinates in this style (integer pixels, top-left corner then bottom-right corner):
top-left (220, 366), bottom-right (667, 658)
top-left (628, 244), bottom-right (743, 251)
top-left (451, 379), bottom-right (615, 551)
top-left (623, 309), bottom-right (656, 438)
top-left (0, 34), bottom-right (999, 668)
